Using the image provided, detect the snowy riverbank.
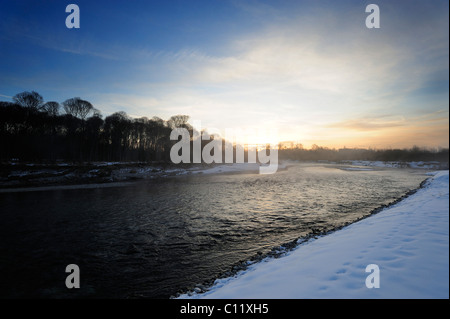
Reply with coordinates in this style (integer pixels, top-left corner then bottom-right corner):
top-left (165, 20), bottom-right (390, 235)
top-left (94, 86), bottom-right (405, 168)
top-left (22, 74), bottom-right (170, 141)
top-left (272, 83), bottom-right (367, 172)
top-left (179, 170), bottom-right (449, 299)
top-left (0, 160), bottom-right (444, 193)
top-left (0, 161), bottom-right (290, 192)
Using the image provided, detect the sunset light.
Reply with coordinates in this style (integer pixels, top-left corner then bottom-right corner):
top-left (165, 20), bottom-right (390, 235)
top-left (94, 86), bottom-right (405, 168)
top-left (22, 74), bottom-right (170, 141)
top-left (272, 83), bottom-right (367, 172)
top-left (0, 0), bottom-right (448, 305)
top-left (1, 0), bottom-right (448, 149)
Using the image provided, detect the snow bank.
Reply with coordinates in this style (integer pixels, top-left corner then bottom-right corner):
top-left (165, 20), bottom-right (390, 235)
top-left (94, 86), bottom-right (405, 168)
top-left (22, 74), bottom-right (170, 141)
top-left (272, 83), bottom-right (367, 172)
top-left (346, 160), bottom-right (443, 169)
top-left (180, 171), bottom-right (449, 299)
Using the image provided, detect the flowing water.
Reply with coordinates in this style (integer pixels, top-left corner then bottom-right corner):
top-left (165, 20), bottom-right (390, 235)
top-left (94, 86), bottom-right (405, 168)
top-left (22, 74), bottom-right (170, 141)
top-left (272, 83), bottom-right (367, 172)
top-left (0, 163), bottom-right (429, 298)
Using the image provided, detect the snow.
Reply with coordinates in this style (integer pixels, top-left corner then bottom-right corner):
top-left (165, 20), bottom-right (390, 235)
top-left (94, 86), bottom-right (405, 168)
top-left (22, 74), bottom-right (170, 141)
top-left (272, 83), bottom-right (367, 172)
top-left (345, 160), bottom-right (442, 169)
top-left (179, 170), bottom-right (449, 299)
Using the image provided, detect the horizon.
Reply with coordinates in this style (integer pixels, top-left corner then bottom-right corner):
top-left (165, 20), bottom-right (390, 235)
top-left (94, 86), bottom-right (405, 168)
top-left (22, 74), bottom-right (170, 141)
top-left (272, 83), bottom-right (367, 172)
top-left (1, 0), bottom-right (449, 150)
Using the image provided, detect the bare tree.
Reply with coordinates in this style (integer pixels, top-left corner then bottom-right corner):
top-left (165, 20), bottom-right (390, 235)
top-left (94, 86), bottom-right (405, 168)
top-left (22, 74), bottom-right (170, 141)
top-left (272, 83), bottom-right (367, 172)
top-left (62, 97), bottom-right (94, 119)
top-left (41, 101), bottom-right (60, 116)
top-left (13, 91), bottom-right (44, 109)
top-left (91, 108), bottom-right (102, 118)
top-left (152, 116), bottom-right (165, 126)
top-left (167, 115), bottom-right (190, 129)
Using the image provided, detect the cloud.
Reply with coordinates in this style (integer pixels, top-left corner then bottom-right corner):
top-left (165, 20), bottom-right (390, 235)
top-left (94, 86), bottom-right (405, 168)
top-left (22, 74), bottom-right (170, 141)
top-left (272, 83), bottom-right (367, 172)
top-left (0, 15), bottom-right (120, 61)
top-left (2, 0), bottom-right (446, 148)
top-left (88, 93), bottom-right (161, 118)
top-left (144, 2), bottom-right (447, 105)
top-left (326, 118), bottom-right (406, 131)
top-left (118, 1), bottom-right (447, 149)
top-left (22, 33), bottom-right (120, 61)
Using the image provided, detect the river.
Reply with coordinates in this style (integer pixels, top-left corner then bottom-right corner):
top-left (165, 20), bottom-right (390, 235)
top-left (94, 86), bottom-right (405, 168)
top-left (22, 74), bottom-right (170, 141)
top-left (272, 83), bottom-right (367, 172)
top-left (0, 163), bottom-right (429, 298)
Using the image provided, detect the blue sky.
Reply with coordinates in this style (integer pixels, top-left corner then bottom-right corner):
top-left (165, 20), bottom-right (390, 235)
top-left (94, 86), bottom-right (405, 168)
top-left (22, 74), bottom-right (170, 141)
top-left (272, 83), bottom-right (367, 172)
top-left (0, 0), bottom-right (448, 148)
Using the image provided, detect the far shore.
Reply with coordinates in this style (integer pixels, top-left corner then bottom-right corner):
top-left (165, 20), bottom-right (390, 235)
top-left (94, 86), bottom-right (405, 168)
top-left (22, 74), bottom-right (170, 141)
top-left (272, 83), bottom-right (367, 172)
top-left (0, 161), bottom-right (284, 193)
top-left (0, 160), bottom-right (445, 193)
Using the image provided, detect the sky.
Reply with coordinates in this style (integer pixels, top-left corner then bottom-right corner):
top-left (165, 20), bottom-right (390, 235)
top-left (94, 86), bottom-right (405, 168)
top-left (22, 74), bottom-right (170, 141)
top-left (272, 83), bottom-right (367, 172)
top-left (0, 0), bottom-right (448, 149)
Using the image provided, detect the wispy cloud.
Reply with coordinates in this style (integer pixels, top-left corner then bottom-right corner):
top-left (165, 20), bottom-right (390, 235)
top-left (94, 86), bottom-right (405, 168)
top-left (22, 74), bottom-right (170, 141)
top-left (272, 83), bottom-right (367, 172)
top-left (21, 33), bottom-right (120, 60)
top-left (100, 1), bottom-right (447, 149)
top-left (136, 2), bottom-right (447, 100)
top-left (88, 93), bottom-right (161, 119)
top-left (326, 118), bottom-right (406, 131)
top-left (0, 16), bottom-right (120, 61)
top-left (0, 94), bottom-right (12, 99)
top-left (1, 0), bottom-right (447, 148)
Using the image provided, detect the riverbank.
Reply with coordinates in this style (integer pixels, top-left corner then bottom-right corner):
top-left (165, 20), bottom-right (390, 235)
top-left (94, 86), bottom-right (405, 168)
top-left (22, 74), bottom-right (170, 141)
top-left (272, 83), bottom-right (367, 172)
top-left (179, 170), bottom-right (449, 299)
top-left (0, 160), bottom-right (442, 192)
top-left (0, 161), bottom-right (290, 192)
top-left (0, 161), bottom-right (192, 190)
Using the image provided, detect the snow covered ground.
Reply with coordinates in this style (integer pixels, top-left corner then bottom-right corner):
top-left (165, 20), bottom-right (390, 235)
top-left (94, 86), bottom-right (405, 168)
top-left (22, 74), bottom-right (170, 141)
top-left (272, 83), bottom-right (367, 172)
top-left (343, 160), bottom-right (444, 169)
top-left (1, 160), bottom-right (443, 190)
top-left (180, 170), bottom-right (449, 299)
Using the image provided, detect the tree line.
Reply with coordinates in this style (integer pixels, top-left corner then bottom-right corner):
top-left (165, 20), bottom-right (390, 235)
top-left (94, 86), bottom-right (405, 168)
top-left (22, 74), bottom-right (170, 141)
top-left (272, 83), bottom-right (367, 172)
top-left (277, 144), bottom-right (449, 164)
top-left (0, 90), bottom-right (448, 165)
top-left (0, 91), bottom-right (191, 162)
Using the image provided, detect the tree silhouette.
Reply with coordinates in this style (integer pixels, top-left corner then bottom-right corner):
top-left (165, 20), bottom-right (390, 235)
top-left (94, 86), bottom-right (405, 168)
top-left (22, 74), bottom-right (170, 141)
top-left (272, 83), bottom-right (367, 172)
top-left (13, 91), bottom-right (44, 110)
top-left (167, 115), bottom-right (190, 129)
top-left (41, 101), bottom-right (60, 116)
top-left (1, 90), bottom-right (448, 166)
top-left (62, 97), bottom-right (94, 119)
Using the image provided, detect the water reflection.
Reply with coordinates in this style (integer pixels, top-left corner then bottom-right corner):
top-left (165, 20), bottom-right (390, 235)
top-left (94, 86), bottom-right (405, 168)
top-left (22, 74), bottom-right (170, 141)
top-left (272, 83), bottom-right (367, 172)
top-left (0, 163), bottom-right (428, 298)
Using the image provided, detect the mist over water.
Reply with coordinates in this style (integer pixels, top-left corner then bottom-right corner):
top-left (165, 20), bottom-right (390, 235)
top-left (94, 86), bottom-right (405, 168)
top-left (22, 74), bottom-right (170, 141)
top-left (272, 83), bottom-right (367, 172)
top-left (0, 163), bottom-right (428, 298)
